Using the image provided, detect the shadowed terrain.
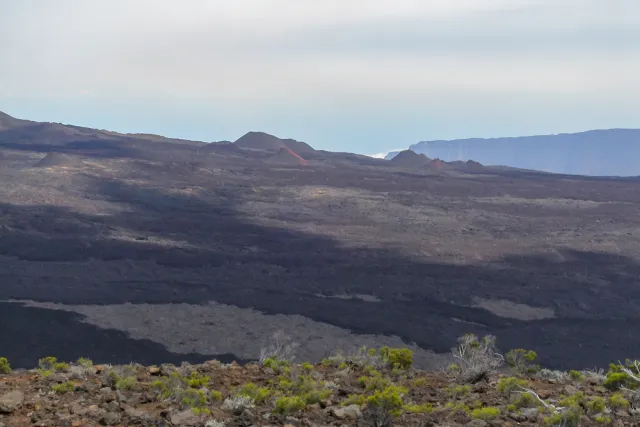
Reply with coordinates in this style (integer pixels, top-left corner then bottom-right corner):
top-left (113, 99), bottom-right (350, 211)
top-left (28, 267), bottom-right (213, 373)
top-left (2, 111), bottom-right (640, 370)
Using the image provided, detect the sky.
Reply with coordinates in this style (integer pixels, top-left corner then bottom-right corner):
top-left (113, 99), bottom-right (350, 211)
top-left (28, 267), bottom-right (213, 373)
top-left (1, 0), bottom-right (639, 156)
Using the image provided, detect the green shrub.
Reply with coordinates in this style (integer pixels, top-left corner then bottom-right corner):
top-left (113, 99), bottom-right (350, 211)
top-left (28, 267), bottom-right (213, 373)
top-left (471, 407), bottom-right (500, 421)
top-left (210, 390), bottom-right (223, 401)
top-left (585, 396), bottom-right (606, 414)
top-left (186, 371), bottom-right (210, 388)
top-left (445, 401), bottom-right (471, 414)
top-left (152, 372), bottom-right (189, 400)
top-left (303, 388), bottom-right (332, 405)
top-left (544, 405), bottom-right (582, 427)
top-left (262, 357), bottom-right (290, 374)
top-left (358, 371), bottom-right (391, 392)
top-left (595, 415), bottom-right (612, 424)
top-left (52, 381), bottom-right (75, 394)
top-left (0, 357), bottom-right (11, 374)
top-left (447, 384), bottom-right (471, 399)
top-left (76, 357), bottom-right (93, 368)
top-left (378, 347), bottom-right (413, 370)
top-left (404, 403), bottom-right (433, 414)
top-left (470, 400), bottom-right (483, 409)
top-left (568, 370), bottom-right (585, 382)
top-left (558, 392), bottom-right (585, 408)
top-left (301, 362), bottom-right (314, 372)
top-left (115, 376), bottom-right (136, 391)
top-left (274, 374), bottom-right (332, 405)
top-left (53, 362), bottom-right (69, 372)
top-left (506, 349), bottom-right (540, 375)
top-left (412, 377), bottom-right (427, 387)
top-left (604, 361), bottom-right (640, 390)
top-left (38, 356), bottom-right (58, 371)
top-left (365, 385), bottom-right (408, 418)
top-left (273, 396), bottom-right (306, 415)
top-left (343, 394), bottom-right (366, 406)
top-left (608, 393), bottom-right (630, 409)
top-left (237, 383), bottom-right (272, 404)
top-left (180, 389), bottom-right (209, 413)
top-left (510, 391), bottom-right (538, 409)
top-left (496, 377), bottom-right (526, 396)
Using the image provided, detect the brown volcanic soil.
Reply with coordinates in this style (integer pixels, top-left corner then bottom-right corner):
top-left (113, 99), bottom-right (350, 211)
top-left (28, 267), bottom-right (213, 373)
top-left (2, 111), bottom-right (640, 372)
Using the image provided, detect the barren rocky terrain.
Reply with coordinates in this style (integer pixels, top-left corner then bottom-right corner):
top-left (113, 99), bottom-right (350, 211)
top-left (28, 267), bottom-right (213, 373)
top-left (2, 111), bottom-right (640, 371)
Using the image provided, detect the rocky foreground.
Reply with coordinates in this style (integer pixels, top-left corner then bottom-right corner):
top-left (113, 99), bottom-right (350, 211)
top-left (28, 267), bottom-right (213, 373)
top-left (1, 337), bottom-right (640, 427)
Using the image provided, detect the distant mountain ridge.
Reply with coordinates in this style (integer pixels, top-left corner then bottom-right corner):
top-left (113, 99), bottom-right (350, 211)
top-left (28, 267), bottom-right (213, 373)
top-left (407, 129), bottom-right (640, 176)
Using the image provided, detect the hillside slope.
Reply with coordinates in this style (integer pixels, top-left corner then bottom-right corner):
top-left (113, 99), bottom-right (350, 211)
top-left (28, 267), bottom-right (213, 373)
top-left (410, 129), bottom-right (640, 176)
top-left (2, 111), bottom-right (640, 375)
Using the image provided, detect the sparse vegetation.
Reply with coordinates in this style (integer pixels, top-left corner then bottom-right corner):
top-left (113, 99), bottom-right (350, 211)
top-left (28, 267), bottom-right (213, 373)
top-left (569, 370), bottom-right (585, 382)
top-left (497, 376), bottom-right (526, 396)
top-left (3, 340), bottom-right (640, 426)
top-left (447, 334), bottom-right (504, 383)
top-left (273, 396), bottom-right (306, 415)
top-left (0, 357), bottom-right (10, 374)
top-left (52, 381), bottom-right (75, 394)
top-left (506, 349), bottom-right (540, 375)
top-left (259, 330), bottom-right (299, 364)
top-left (223, 395), bottom-right (255, 415)
top-left (236, 382), bottom-right (272, 403)
top-left (76, 357), bottom-right (93, 368)
top-left (471, 406), bottom-right (500, 420)
top-left (609, 392), bottom-right (630, 409)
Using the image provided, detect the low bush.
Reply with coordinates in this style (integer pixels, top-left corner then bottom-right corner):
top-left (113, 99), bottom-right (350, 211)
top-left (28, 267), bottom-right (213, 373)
top-left (585, 396), bottom-right (606, 414)
top-left (378, 347), bottom-right (413, 370)
top-left (496, 377), bottom-right (526, 397)
top-left (568, 370), bottom-right (585, 382)
top-left (180, 389), bottom-right (210, 414)
top-left (223, 395), bottom-right (255, 415)
top-left (343, 394), bottom-right (366, 406)
top-left (447, 384), bottom-right (471, 399)
top-left (448, 334), bottom-right (504, 383)
top-left (115, 376), bottom-right (136, 391)
top-left (471, 407), bottom-right (500, 421)
top-left (404, 402), bottom-right (433, 414)
top-left (273, 396), bottom-right (306, 415)
top-left (52, 381), bottom-right (75, 394)
top-left (236, 383), bottom-right (272, 404)
top-left (358, 371), bottom-right (391, 392)
top-left (608, 393), bottom-right (630, 409)
top-left (0, 357), bottom-right (10, 374)
top-left (506, 349), bottom-right (540, 376)
top-left (76, 357), bottom-right (93, 368)
top-left (509, 391), bottom-right (538, 409)
top-left (595, 415), bottom-right (613, 424)
top-left (186, 371), bottom-right (210, 388)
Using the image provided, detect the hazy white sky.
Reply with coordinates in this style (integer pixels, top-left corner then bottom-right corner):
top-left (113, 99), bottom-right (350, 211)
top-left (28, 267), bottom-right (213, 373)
top-left (1, 0), bottom-right (639, 154)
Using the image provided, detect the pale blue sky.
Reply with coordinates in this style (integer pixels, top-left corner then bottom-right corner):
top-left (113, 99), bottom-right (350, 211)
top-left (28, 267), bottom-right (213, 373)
top-left (1, 0), bottom-right (639, 156)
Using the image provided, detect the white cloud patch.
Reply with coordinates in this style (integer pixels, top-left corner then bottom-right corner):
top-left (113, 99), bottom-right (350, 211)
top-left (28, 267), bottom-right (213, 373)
top-left (367, 149), bottom-right (407, 159)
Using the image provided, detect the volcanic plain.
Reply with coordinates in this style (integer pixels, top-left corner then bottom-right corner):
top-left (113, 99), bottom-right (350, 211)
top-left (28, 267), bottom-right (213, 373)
top-left (2, 111), bottom-right (640, 370)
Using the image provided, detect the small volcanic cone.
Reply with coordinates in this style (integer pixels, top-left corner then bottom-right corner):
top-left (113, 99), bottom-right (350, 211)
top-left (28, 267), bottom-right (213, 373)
top-left (422, 158), bottom-right (450, 173)
top-left (464, 159), bottom-right (485, 171)
top-left (266, 147), bottom-right (309, 166)
top-left (389, 150), bottom-right (431, 168)
top-left (34, 152), bottom-right (84, 168)
top-left (234, 131), bottom-right (285, 151)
